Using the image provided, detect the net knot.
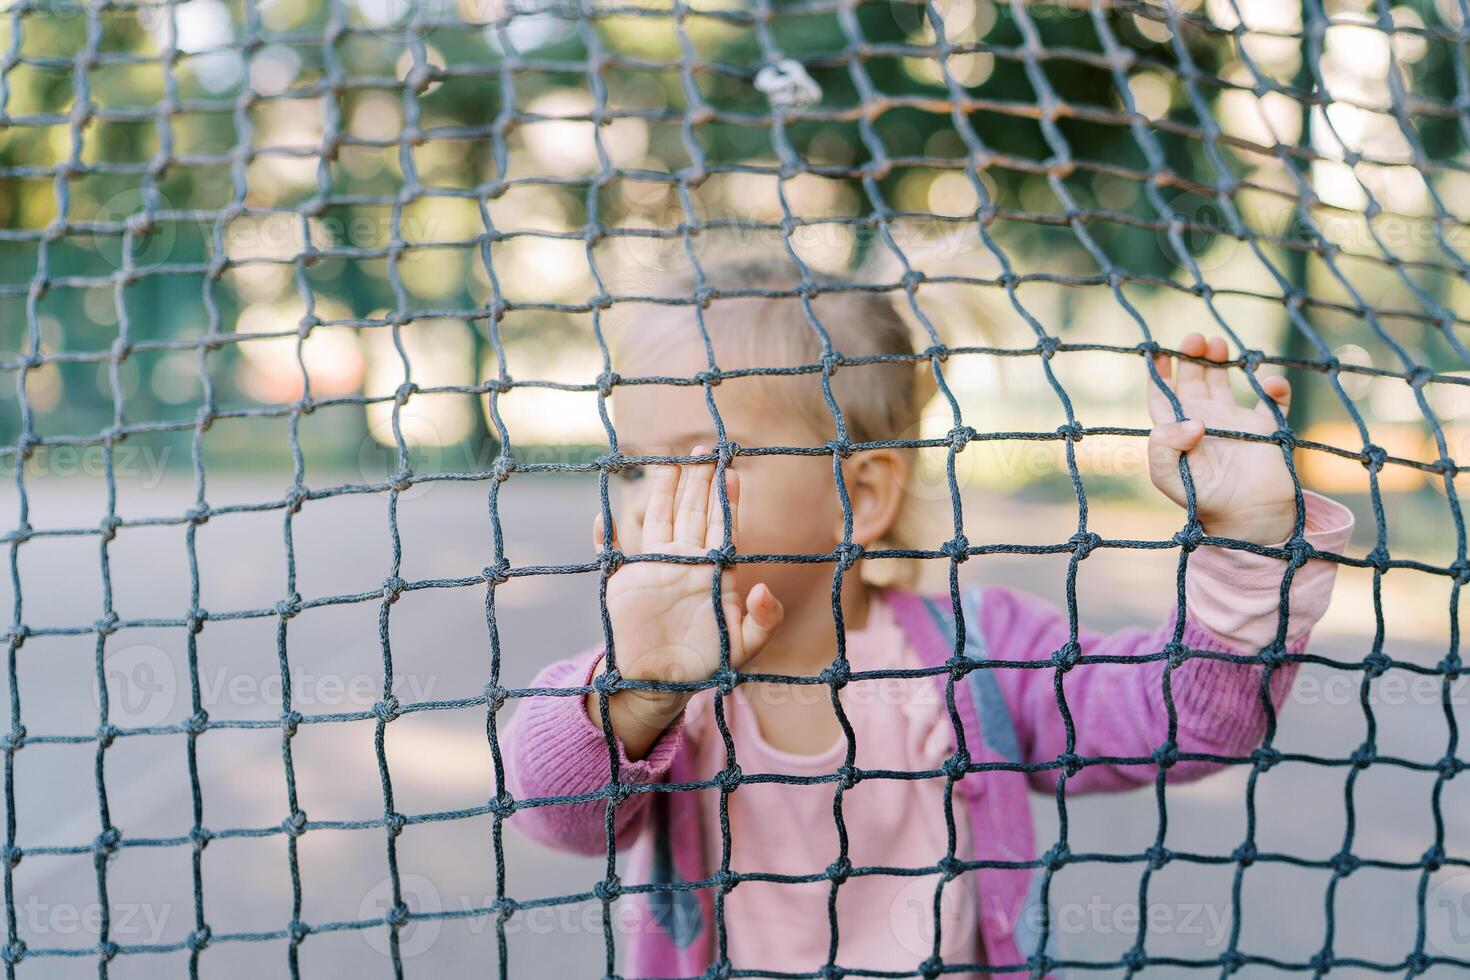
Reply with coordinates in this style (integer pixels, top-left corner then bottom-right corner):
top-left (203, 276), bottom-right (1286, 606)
top-left (753, 58), bottom-right (823, 109)
top-left (714, 666), bottom-right (738, 696)
top-left (1251, 746), bottom-right (1281, 771)
top-left (393, 382), bottom-right (417, 406)
top-left (596, 451), bottom-right (626, 476)
top-left (1422, 843), bottom-right (1446, 872)
top-left (1407, 952), bottom-right (1432, 976)
top-left (1437, 754), bottom-right (1463, 780)
top-left (835, 764), bottom-right (860, 790)
top-left (185, 710), bottom-right (209, 736)
top-left (491, 454), bottom-right (516, 482)
top-left (96, 724), bottom-right (119, 749)
top-left (702, 961), bottom-right (732, 980)
top-left (483, 559), bottom-right (511, 586)
top-left (825, 856), bottom-right (852, 884)
top-left (289, 920), bottom-right (310, 945)
top-left (1257, 643), bottom-right (1288, 668)
top-left (275, 594), bottom-right (303, 619)
top-left (186, 926), bottom-right (211, 952)
top-left (595, 371), bottom-right (620, 398)
top-left (1173, 523), bottom-right (1205, 552)
top-left (484, 683), bottom-right (508, 713)
top-left (946, 655), bottom-right (975, 682)
top-left (1271, 428), bottom-right (1296, 451)
top-left (1451, 559), bottom-right (1470, 585)
top-left (706, 545), bottom-right (735, 568)
top-left (381, 575), bottom-right (406, 603)
top-left (1409, 365), bottom-right (1433, 389)
top-left (280, 710), bottom-right (304, 737)
top-left (1219, 950), bottom-right (1247, 973)
top-left (98, 514), bottom-right (121, 542)
top-left (94, 611), bottom-right (119, 636)
top-left (1362, 651), bottom-right (1391, 679)
top-left (940, 535), bottom-right (970, 562)
top-left (947, 425), bottom-right (975, 453)
top-left (1366, 544), bottom-right (1391, 572)
top-left (372, 696), bottom-right (401, 723)
top-left (1038, 336), bottom-right (1061, 359)
top-left (488, 792), bottom-right (515, 818)
top-left (1145, 845), bottom-right (1169, 870)
top-left (833, 540), bottom-right (864, 571)
top-left (190, 827), bottom-right (213, 852)
top-left (1069, 530), bottom-right (1101, 560)
top-left (1231, 842), bottom-right (1257, 866)
top-left (1334, 852), bottom-right (1364, 881)
top-left (1439, 651), bottom-right (1463, 681)
top-left (1153, 741), bottom-right (1179, 768)
top-left (93, 827), bottom-right (121, 859)
top-left (1164, 642), bottom-right (1188, 669)
top-left (99, 941), bottom-right (119, 963)
top-left (1310, 950), bottom-right (1335, 974)
top-left (919, 955), bottom-right (944, 980)
top-left (936, 855), bottom-right (961, 881)
top-left (495, 897), bottom-right (519, 923)
top-left (594, 874), bottom-right (621, 901)
top-left (1043, 843), bottom-right (1070, 871)
top-left (1055, 421), bottom-right (1083, 441)
top-left (283, 485), bottom-right (307, 514)
top-left (1285, 537), bottom-right (1314, 568)
top-left (714, 868), bottom-right (738, 894)
top-left (693, 369), bottom-right (722, 387)
top-left (1122, 949), bottom-right (1147, 971)
top-left (1056, 752), bottom-right (1083, 778)
top-left (1051, 640), bottom-right (1082, 672)
top-left (593, 667), bottom-right (622, 696)
top-left (943, 748), bottom-right (971, 779)
top-left (283, 810), bottom-right (308, 837)
top-left (0, 727), bottom-right (24, 755)
top-left (599, 548), bottom-right (625, 577)
top-left (826, 437), bottom-right (853, 459)
top-left (186, 505), bottom-right (210, 526)
top-left (818, 660), bottom-right (850, 687)
top-left (1, 940), bottom-right (26, 965)
top-left (716, 764), bottom-right (743, 793)
top-left (187, 608), bottom-right (208, 634)
top-left (1, 845), bottom-right (19, 870)
top-left (4, 625), bottom-right (25, 649)
top-left (386, 902), bottom-right (412, 927)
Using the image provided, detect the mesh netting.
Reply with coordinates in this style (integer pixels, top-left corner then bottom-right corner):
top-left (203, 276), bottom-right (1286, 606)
top-left (0, 0), bottom-right (1468, 976)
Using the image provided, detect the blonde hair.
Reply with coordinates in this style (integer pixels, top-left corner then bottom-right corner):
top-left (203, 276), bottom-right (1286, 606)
top-left (614, 256), bottom-right (938, 588)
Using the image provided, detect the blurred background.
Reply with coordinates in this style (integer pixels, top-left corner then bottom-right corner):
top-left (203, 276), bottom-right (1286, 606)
top-left (0, 0), bottom-right (1468, 976)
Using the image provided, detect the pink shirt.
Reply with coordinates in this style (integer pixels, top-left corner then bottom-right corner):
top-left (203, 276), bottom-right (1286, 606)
top-left (683, 592), bottom-right (984, 973)
top-left (668, 491), bottom-right (1355, 975)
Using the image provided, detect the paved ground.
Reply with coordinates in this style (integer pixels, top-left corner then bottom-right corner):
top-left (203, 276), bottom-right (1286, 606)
top-left (0, 473), bottom-right (1466, 978)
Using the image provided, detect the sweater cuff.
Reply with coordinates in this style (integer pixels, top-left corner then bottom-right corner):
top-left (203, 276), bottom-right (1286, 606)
top-left (571, 651), bottom-right (686, 783)
top-left (1183, 490), bottom-right (1355, 654)
top-left (1171, 615), bottom-right (1300, 749)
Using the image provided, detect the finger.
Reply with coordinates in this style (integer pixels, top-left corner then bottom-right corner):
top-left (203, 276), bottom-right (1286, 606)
top-left (591, 512), bottom-right (620, 553)
top-left (1203, 336), bottom-right (1234, 403)
top-left (673, 444), bottom-right (714, 547)
top-left (1174, 332), bottom-right (1209, 398)
top-left (1147, 419), bottom-right (1205, 504)
top-left (736, 583), bottom-right (784, 665)
top-left (640, 463), bottom-right (679, 546)
top-left (1254, 375), bottom-right (1291, 422)
top-left (1146, 351), bottom-right (1177, 425)
top-left (706, 466), bottom-right (738, 549)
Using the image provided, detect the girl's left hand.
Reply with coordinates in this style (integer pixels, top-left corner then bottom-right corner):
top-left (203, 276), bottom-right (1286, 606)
top-left (1145, 333), bottom-right (1298, 546)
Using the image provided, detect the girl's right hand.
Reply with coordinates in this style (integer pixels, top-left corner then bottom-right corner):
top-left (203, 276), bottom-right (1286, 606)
top-left (585, 446), bottom-right (784, 757)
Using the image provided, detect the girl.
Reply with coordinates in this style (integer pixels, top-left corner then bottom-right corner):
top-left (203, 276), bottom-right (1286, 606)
top-left (503, 260), bottom-right (1354, 977)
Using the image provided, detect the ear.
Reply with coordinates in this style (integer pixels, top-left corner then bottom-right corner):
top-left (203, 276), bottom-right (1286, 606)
top-left (838, 447), bottom-right (909, 549)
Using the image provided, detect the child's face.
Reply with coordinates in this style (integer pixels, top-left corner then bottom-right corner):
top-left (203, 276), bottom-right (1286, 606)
top-left (610, 336), bottom-right (845, 609)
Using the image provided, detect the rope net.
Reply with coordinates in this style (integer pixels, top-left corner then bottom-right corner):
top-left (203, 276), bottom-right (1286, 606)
top-left (0, 0), bottom-right (1466, 976)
